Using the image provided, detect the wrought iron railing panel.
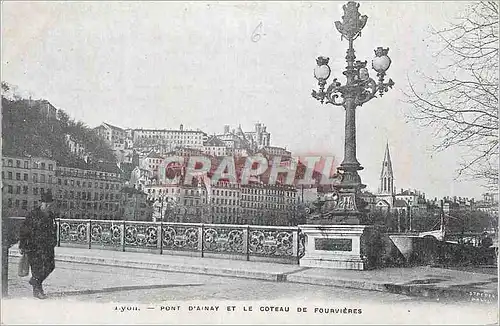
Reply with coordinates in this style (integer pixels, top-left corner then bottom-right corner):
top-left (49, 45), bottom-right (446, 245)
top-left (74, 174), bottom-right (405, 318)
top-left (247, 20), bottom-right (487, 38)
top-left (58, 219), bottom-right (88, 244)
top-left (248, 227), bottom-right (295, 257)
top-left (161, 223), bottom-right (199, 251)
top-left (204, 225), bottom-right (245, 254)
top-left (124, 222), bottom-right (159, 249)
top-left (90, 220), bottom-right (122, 247)
top-left (54, 219), bottom-right (303, 263)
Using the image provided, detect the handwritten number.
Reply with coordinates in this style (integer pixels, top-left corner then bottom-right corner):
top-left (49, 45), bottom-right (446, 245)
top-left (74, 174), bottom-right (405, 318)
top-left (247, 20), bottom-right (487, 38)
top-left (251, 22), bottom-right (264, 42)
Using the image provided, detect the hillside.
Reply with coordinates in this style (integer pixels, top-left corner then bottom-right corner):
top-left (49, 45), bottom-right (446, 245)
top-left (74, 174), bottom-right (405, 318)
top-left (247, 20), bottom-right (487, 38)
top-left (1, 95), bottom-right (115, 165)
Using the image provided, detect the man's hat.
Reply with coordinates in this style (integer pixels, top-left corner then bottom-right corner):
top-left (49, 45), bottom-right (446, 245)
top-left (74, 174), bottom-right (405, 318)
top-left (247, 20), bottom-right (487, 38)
top-left (41, 191), bottom-right (54, 203)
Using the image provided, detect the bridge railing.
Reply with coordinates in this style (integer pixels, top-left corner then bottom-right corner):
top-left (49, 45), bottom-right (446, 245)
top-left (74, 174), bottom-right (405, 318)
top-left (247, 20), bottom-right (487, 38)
top-left (56, 219), bottom-right (306, 264)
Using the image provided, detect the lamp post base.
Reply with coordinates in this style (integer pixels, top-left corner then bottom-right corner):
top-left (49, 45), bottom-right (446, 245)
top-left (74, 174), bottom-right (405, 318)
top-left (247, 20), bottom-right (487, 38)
top-left (307, 181), bottom-right (368, 225)
top-left (298, 224), bottom-right (382, 270)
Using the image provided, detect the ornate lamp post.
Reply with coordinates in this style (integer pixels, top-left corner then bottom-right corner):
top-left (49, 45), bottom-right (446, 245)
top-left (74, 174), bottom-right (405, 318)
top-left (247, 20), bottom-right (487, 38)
top-left (311, 1), bottom-right (394, 224)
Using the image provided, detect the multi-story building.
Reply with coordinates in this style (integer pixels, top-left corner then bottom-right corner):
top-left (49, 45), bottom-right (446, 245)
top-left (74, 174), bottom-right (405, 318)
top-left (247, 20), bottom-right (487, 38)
top-left (131, 125), bottom-right (207, 150)
top-left (475, 192), bottom-right (499, 219)
top-left (144, 151), bottom-right (165, 177)
top-left (36, 100), bottom-right (58, 120)
top-left (55, 161), bottom-right (125, 220)
top-left (2, 155), bottom-right (57, 217)
top-left (219, 123), bottom-right (271, 149)
top-left (210, 181), bottom-right (241, 224)
top-left (141, 178), bottom-right (298, 226)
top-left (395, 189), bottom-right (428, 212)
top-left (246, 122), bottom-right (271, 149)
top-left (239, 183), bottom-right (297, 225)
top-left (203, 136), bottom-right (231, 157)
top-left (94, 122), bottom-right (127, 147)
top-left (261, 146), bottom-right (291, 158)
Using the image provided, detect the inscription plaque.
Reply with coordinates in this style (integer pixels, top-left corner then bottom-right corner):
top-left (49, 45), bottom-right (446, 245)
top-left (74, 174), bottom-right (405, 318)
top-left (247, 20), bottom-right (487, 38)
top-left (315, 238), bottom-right (352, 251)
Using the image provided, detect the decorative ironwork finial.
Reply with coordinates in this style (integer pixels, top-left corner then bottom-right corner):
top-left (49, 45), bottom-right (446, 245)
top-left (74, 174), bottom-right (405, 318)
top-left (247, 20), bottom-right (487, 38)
top-left (316, 56), bottom-right (330, 66)
top-left (374, 47), bottom-right (389, 57)
top-left (334, 1), bottom-right (368, 40)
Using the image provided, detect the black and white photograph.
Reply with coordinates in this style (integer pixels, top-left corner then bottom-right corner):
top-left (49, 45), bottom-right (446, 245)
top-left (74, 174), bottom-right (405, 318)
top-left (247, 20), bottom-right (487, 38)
top-left (1, 1), bottom-right (498, 325)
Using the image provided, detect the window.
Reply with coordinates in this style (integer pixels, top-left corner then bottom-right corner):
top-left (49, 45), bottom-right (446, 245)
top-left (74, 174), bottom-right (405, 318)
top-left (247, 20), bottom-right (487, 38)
top-left (48, 164), bottom-right (53, 171)
top-left (7, 185), bottom-right (13, 194)
top-left (24, 161), bottom-right (28, 169)
top-left (8, 172), bottom-right (12, 180)
top-left (40, 174), bottom-right (46, 183)
top-left (24, 173), bottom-right (28, 181)
top-left (7, 198), bottom-right (12, 208)
top-left (22, 200), bottom-right (28, 209)
top-left (16, 186), bottom-right (21, 194)
top-left (41, 163), bottom-right (46, 170)
top-left (64, 179), bottom-right (68, 186)
top-left (58, 178), bottom-right (62, 185)
top-left (16, 173), bottom-right (21, 180)
top-left (33, 173), bottom-right (38, 183)
top-left (23, 186), bottom-right (28, 194)
top-left (8, 160), bottom-right (13, 167)
top-left (16, 160), bottom-right (21, 168)
top-left (33, 187), bottom-right (38, 195)
top-left (15, 199), bottom-right (20, 208)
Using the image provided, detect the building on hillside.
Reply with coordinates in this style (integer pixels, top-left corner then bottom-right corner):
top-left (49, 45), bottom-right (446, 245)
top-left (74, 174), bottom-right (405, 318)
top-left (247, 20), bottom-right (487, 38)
top-left (131, 125), bottom-right (207, 150)
top-left (203, 136), bottom-right (231, 157)
top-left (35, 100), bottom-right (57, 120)
top-left (261, 146), bottom-right (291, 158)
top-left (1, 155), bottom-right (57, 217)
top-left (129, 166), bottom-right (153, 190)
top-left (165, 146), bottom-right (208, 158)
top-left (94, 122), bottom-right (127, 147)
top-left (65, 134), bottom-right (87, 159)
top-left (145, 151), bottom-right (165, 177)
top-left (219, 123), bottom-right (271, 149)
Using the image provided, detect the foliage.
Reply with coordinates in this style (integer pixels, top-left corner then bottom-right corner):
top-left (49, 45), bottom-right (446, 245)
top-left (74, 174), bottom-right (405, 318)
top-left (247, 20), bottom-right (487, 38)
top-left (1, 87), bottom-right (115, 164)
top-left (405, 1), bottom-right (499, 189)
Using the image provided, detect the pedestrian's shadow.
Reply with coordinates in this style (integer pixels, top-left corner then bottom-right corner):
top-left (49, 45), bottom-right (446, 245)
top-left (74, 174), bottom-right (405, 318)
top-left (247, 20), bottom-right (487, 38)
top-left (49, 283), bottom-right (204, 298)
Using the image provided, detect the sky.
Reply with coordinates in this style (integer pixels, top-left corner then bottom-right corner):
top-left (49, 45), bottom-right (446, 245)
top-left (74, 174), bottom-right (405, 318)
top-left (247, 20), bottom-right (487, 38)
top-left (2, 1), bottom-right (490, 200)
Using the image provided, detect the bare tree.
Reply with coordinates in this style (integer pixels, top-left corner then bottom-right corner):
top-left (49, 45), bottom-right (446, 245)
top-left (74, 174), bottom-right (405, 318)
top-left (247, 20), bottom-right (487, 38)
top-left (405, 1), bottom-right (498, 190)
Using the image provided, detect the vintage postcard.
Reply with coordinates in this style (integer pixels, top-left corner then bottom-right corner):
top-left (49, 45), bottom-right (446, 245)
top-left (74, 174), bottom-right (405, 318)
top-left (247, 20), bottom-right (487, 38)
top-left (1, 1), bottom-right (498, 325)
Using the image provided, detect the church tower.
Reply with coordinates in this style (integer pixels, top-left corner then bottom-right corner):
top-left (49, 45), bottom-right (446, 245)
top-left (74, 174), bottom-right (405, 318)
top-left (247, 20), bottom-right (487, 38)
top-left (379, 142), bottom-right (394, 195)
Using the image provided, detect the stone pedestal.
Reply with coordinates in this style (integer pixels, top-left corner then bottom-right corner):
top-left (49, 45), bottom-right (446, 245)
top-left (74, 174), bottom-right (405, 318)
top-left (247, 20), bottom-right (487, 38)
top-left (299, 224), bottom-right (380, 270)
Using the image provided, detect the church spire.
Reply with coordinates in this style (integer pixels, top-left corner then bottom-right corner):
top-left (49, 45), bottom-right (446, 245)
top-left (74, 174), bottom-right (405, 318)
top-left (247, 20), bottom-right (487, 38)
top-left (379, 142), bottom-right (394, 194)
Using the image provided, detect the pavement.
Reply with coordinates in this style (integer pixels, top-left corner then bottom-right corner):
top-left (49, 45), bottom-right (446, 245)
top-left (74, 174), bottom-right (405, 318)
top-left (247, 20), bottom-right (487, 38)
top-left (7, 245), bottom-right (498, 304)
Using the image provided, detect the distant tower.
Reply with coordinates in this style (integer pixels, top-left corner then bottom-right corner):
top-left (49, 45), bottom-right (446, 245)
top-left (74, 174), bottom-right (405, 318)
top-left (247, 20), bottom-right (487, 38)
top-left (379, 142), bottom-right (394, 195)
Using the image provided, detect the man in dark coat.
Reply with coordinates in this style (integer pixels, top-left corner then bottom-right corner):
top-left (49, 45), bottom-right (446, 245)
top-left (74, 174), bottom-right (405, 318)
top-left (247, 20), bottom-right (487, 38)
top-left (19, 191), bottom-right (57, 299)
